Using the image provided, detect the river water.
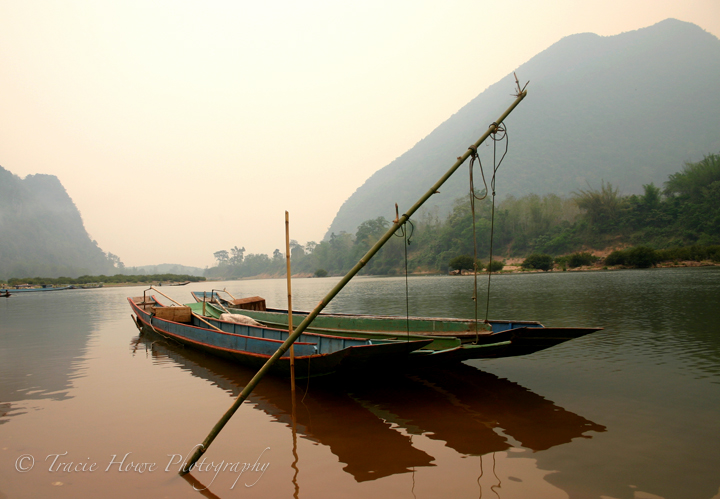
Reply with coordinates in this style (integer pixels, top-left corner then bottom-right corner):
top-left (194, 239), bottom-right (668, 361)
top-left (1, 268), bottom-right (719, 499)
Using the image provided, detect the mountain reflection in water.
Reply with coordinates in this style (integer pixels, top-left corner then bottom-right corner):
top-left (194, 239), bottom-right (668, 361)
top-left (132, 331), bottom-right (605, 484)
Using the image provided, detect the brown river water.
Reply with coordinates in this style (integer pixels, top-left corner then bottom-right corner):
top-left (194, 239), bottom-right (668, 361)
top-left (1, 268), bottom-right (719, 498)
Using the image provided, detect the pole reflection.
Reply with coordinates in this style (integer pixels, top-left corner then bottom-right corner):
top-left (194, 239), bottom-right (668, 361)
top-left (132, 329), bottom-right (605, 495)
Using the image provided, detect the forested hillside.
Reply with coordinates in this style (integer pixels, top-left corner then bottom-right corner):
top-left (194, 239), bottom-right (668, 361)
top-left (205, 153), bottom-right (720, 278)
top-left (325, 19), bottom-right (720, 239)
top-left (0, 166), bottom-right (119, 279)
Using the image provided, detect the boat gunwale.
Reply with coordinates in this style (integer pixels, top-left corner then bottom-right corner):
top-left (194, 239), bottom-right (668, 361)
top-left (129, 297), bottom-right (319, 347)
top-left (131, 297), bottom-right (433, 361)
top-left (189, 292), bottom-right (545, 327)
top-left (151, 295), bottom-right (407, 344)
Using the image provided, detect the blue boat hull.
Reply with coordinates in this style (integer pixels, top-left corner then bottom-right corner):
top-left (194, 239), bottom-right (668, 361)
top-left (129, 297), bottom-right (432, 377)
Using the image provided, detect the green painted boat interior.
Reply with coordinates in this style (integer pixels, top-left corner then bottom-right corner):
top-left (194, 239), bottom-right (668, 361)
top-left (186, 302), bottom-right (463, 351)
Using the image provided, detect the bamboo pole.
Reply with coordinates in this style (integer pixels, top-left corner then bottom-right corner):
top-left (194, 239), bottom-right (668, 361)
top-left (179, 90), bottom-right (527, 474)
top-left (285, 211), bottom-right (296, 392)
top-left (149, 286), bottom-right (224, 333)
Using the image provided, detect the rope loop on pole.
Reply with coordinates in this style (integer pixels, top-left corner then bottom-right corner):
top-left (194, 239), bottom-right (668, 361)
top-left (468, 121), bottom-right (511, 342)
top-left (393, 213), bottom-right (415, 339)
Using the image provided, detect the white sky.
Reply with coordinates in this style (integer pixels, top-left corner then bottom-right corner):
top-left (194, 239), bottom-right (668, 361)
top-left (1, 0), bottom-right (718, 268)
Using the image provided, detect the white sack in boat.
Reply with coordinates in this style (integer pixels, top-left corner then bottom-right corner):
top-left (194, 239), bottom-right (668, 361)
top-left (220, 313), bottom-right (261, 326)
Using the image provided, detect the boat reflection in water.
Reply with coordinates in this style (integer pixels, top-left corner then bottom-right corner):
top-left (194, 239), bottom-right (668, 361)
top-left (132, 330), bottom-right (604, 487)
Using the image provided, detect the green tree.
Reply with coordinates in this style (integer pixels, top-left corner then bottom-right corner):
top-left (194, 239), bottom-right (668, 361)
top-left (230, 246), bottom-right (245, 266)
top-left (448, 255), bottom-right (476, 271)
top-left (572, 181), bottom-right (622, 231)
top-left (289, 240), bottom-right (305, 259)
top-left (354, 217), bottom-right (390, 250)
top-left (641, 183), bottom-right (662, 210)
top-left (213, 250), bottom-right (229, 265)
top-left (664, 153), bottom-right (720, 198)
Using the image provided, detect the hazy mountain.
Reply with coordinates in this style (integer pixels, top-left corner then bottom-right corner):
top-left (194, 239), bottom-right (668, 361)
top-left (326, 19), bottom-right (720, 238)
top-left (125, 263), bottom-right (206, 277)
top-left (0, 166), bottom-right (116, 279)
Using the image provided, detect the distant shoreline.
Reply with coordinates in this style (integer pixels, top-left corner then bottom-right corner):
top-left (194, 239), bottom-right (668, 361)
top-left (4, 260), bottom-right (717, 289)
top-left (202, 260), bottom-right (720, 281)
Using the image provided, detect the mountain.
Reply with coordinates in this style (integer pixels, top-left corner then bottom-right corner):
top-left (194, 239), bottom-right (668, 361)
top-left (326, 19), bottom-right (720, 238)
top-left (124, 263), bottom-right (206, 277)
top-left (0, 166), bottom-right (116, 279)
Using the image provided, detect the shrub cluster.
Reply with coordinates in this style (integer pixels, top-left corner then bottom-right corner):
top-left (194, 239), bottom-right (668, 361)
top-left (521, 253), bottom-right (554, 271)
top-left (567, 252), bottom-right (599, 268)
top-left (605, 246), bottom-right (658, 267)
top-left (606, 245), bottom-right (720, 268)
top-left (654, 245), bottom-right (720, 262)
top-left (486, 260), bottom-right (505, 272)
top-left (448, 255), bottom-right (505, 272)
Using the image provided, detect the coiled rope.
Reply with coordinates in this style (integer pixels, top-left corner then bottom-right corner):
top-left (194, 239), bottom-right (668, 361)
top-left (468, 122), bottom-right (509, 342)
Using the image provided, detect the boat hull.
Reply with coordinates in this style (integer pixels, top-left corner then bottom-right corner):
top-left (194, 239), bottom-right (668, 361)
top-left (129, 297), bottom-right (433, 377)
top-left (190, 292), bottom-right (602, 360)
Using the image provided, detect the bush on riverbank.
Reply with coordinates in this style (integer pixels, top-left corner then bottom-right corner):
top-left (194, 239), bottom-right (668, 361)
top-left (521, 254), bottom-right (554, 271)
top-left (605, 244), bottom-right (720, 268)
top-left (486, 260), bottom-right (505, 272)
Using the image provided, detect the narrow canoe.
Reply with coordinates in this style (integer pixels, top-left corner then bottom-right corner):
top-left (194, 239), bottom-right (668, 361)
top-left (129, 296), bottom-right (436, 377)
top-left (190, 291), bottom-right (602, 360)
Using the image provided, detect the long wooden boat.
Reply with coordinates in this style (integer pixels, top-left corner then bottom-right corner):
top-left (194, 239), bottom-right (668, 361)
top-left (129, 295), bottom-right (441, 377)
top-left (0, 284), bottom-right (72, 293)
top-left (75, 282), bottom-right (104, 289)
top-left (191, 291), bottom-right (602, 360)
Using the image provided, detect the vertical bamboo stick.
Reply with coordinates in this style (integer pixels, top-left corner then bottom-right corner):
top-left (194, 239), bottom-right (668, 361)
top-left (285, 211), bottom-right (296, 392)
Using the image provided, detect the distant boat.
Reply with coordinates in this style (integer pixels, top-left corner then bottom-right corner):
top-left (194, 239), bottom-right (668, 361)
top-left (0, 284), bottom-right (72, 293)
top-left (191, 291), bottom-right (602, 361)
top-left (71, 283), bottom-right (104, 289)
top-left (129, 295), bottom-right (439, 377)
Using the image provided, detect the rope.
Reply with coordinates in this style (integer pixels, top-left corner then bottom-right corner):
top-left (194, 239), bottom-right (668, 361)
top-left (468, 123), bottom-right (509, 342)
top-left (485, 124), bottom-right (509, 324)
top-left (468, 146), bottom-right (484, 342)
top-left (393, 215), bottom-right (415, 341)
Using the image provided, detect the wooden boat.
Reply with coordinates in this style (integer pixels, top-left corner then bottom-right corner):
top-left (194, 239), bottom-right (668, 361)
top-left (191, 291), bottom-right (602, 360)
top-left (129, 295), bottom-right (439, 377)
top-left (67, 283), bottom-right (103, 290)
top-left (0, 284), bottom-right (72, 293)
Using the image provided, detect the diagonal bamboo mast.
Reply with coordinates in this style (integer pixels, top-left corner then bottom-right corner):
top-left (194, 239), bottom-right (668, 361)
top-left (180, 89), bottom-right (527, 474)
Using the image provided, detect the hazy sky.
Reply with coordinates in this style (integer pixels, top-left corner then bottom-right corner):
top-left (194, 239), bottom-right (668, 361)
top-left (1, 1), bottom-right (718, 268)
